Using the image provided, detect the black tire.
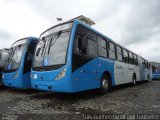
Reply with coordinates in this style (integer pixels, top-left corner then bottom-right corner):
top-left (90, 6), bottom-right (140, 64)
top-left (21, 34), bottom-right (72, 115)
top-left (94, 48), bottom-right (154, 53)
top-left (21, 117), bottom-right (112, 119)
top-left (99, 74), bottom-right (112, 94)
top-left (133, 75), bottom-right (136, 86)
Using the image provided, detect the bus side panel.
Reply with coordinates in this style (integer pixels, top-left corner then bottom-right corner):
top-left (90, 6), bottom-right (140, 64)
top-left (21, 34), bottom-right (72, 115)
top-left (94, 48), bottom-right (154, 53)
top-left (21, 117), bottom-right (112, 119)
top-left (22, 72), bottom-right (31, 88)
top-left (114, 60), bottom-right (140, 85)
top-left (98, 57), bottom-right (115, 86)
top-left (114, 61), bottom-right (126, 85)
top-left (71, 58), bottom-right (99, 92)
top-left (2, 70), bottom-right (24, 88)
top-left (71, 57), bottom-right (115, 92)
top-left (145, 68), bottom-right (152, 80)
top-left (135, 65), bottom-right (140, 82)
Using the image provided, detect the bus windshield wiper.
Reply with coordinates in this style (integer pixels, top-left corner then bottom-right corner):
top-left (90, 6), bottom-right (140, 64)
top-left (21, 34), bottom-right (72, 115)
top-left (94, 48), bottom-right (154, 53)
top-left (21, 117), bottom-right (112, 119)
top-left (9, 45), bottom-right (21, 60)
top-left (48, 31), bottom-right (62, 54)
top-left (41, 38), bottom-right (47, 57)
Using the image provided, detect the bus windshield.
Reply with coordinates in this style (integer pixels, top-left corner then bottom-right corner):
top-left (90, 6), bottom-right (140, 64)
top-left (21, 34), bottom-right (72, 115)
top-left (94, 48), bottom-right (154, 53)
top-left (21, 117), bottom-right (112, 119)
top-left (33, 22), bottom-right (73, 69)
top-left (4, 40), bottom-right (27, 71)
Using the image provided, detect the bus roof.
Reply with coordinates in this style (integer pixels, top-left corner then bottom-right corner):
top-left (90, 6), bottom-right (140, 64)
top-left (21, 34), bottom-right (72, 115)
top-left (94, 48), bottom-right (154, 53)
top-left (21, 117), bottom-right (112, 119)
top-left (75, 20), bottom-right (141, 58)
top-left (11, 37), bottom-right (38, 47)
top-left (39, 19), bottom-right (149, 62)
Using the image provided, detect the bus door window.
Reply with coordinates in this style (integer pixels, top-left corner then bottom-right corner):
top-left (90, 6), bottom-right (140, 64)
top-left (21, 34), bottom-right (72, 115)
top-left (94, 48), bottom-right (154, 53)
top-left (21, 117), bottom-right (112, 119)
top-left (123, 49), bottom-right (129, 63)
top-left (76, 33), bottom-right (88, 54)
top-left (23, 40), bottom-right (38, 74)
top-left (116, 45), bottom-right (123, 62)
top-left (72, 25), bottom-right (97, 71)
top-left (109, 42), bottom-right (116, 60)
top-left (98, 36), bottom-right (107, 58)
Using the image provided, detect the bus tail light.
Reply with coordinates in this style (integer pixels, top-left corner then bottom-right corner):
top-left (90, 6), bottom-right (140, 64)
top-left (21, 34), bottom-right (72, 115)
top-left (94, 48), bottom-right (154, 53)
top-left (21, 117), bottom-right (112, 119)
top-left (55, 68), bottom-right (66, 80)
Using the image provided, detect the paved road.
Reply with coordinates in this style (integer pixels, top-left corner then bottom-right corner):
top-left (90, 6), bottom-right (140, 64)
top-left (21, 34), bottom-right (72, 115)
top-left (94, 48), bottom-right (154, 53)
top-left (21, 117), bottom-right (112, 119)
top-left (0, 81), bottom-right (160, 120)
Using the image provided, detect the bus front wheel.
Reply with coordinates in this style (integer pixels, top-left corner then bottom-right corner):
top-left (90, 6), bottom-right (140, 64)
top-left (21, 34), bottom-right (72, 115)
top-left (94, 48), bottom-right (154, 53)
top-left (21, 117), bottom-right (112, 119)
top-left (99, 74), bottom-right (112, 94)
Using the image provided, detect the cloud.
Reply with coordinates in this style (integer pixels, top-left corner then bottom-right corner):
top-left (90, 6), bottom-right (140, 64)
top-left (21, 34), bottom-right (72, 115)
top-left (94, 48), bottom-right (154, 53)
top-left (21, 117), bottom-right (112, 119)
top-left (0, 29), bottom-right (17, 48)
top-left (0, 29), bottom-right (14, 40)
top-left (121, 0), bottom-right (160, 45)
top-left (23, 0), bottom-right (104, 23)
top-left (0, 0), bottom-right (159, 62)
top-left (92, 0), bottom-right (160, 62)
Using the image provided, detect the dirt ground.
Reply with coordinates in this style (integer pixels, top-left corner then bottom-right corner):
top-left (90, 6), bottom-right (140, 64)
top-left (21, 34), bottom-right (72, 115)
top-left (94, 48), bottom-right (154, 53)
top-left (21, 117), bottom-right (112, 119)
top-left (0, 80), bottom-right (160, 120)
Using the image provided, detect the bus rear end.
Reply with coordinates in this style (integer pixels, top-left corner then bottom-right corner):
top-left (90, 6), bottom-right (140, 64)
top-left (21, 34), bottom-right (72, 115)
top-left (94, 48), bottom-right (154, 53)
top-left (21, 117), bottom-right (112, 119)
top-left (2, 37), bottom-right (38, 89)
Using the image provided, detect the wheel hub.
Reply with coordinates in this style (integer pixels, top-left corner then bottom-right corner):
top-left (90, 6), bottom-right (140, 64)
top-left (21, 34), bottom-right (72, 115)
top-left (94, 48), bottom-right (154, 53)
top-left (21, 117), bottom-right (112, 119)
top-left (102, 78), bottom-right (108, 88)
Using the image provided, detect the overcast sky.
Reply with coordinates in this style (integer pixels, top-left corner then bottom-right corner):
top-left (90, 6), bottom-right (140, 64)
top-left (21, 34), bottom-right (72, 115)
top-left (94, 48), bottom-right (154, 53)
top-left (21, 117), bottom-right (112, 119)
top-left (0, 0), bottom-right (159, 62)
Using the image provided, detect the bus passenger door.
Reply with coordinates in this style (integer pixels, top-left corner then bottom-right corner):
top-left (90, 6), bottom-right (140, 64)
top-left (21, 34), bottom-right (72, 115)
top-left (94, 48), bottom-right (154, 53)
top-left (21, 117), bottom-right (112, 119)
top-left (23, 40), bottom-right (38, 87)
top-left (72, 25), bottom-right (99, 90)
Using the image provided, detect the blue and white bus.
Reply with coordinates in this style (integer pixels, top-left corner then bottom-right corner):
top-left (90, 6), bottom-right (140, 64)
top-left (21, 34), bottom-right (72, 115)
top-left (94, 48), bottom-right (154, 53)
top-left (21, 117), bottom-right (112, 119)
top-left (151, 63), bottom-right (160, 80)
top-left (31, 20), bottom-right (151, 93)
top-left (152, 72), bottom-right (160, 80)
top-left (2, 37), bottom-right (38, 89)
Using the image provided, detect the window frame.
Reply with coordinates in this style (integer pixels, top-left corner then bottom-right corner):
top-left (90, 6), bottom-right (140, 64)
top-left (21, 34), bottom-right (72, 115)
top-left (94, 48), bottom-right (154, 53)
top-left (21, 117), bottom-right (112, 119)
top-left (133, 54), bottom-right (138, 65)
top-left (116, 45), bottom-right (123, 62)
top-left (108, 41), bottom-right (116, 60)
top-left (72, 24), bottom-right (98, 58)
top-left (97, 36), bottom-right (108, 58)
top-left (123, 48), bottom-right (129, 63)
top-left (129, 51), bottom-right (134, 64)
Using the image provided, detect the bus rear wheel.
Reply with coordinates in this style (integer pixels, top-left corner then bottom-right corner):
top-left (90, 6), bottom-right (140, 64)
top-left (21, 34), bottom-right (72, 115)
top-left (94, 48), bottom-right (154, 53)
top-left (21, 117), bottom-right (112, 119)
top-left (99, 74), bottom-right (112, 94)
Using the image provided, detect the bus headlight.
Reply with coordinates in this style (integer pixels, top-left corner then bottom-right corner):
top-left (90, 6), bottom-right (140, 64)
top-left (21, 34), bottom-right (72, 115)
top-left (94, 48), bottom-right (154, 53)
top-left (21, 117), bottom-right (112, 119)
top-left (55, 68), bottom-right (66, 80)
top-left (13, 72), bottom-right (19, 79)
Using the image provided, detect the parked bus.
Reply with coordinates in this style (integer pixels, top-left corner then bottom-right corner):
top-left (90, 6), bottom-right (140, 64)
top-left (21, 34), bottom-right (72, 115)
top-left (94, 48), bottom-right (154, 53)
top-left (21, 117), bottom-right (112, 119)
top-left (31, 20), bottom-right (152, 93)
top-left (152, 64), bottom-right (160, 80)
top-left (152, 72), bottom-right (160, 80)
top-left (0, 49), bottom-right (9, 86)
top-left (2, 37), bottom-right (38, 89)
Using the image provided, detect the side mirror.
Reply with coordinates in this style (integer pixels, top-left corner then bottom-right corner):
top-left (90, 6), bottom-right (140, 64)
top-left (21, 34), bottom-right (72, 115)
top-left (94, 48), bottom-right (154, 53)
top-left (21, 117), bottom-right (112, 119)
top-left (36, 48), bottom-right (41, 56)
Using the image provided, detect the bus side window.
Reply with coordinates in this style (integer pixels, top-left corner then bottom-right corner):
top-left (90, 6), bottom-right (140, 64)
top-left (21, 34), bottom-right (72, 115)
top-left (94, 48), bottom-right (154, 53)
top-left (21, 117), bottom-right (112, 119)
top-left (73, 26), bottom-right (97, 57)
top-left (87, 38), bottom-right (97, 57)
top-left (116, 45), bottom-right (123, 62)
top-left (72, 25), bottom-right (97, 71)
top-left (123, 49), bottom-right (129, 63)
top-left (146, 61), bottom-right (149, 69)
top-left (74, 33), bottom-right (87, 55)
top-left (98, 36), bottom-right (107, 58)
top-left (109, 41), bottom-right (116, 60)
top-left (142, 59), bottom-right (145, 67)
top-left (129, 52), bottom-right (134, 64)
top-left (133, 54), bottom-right (138, 65)
top-left (144, 60), bottom-right (147, 68)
